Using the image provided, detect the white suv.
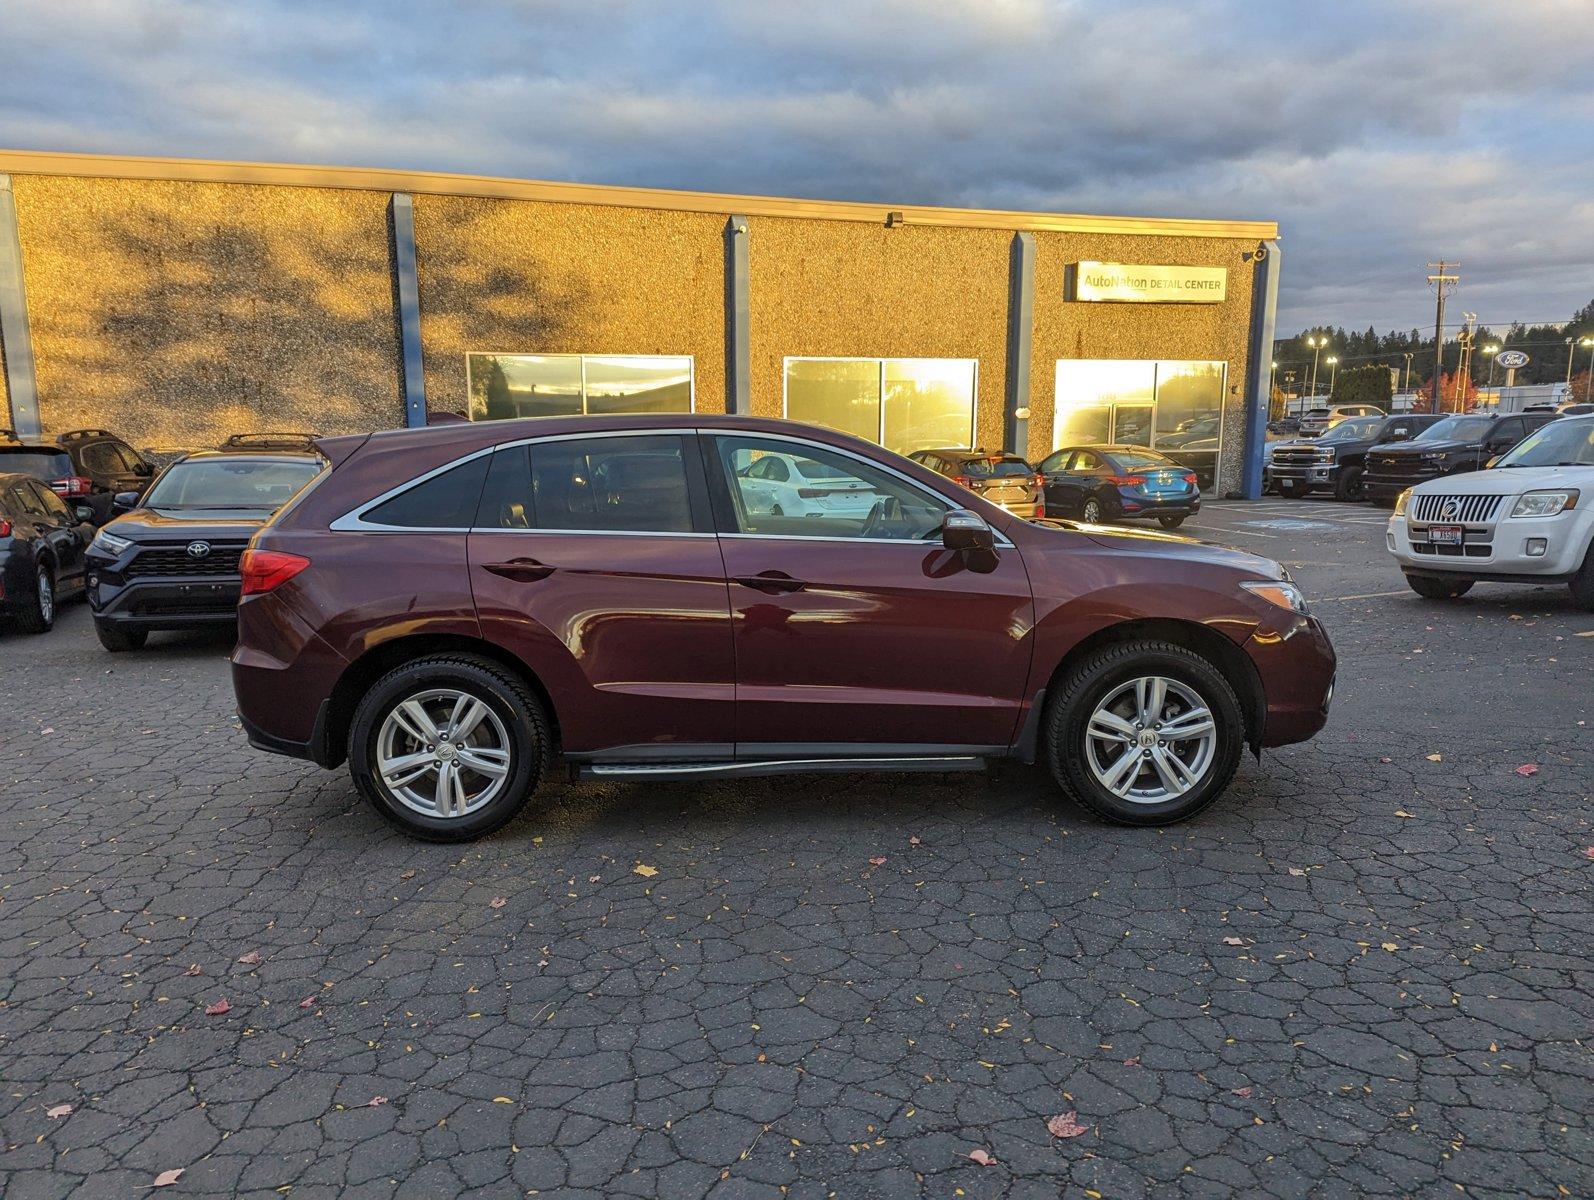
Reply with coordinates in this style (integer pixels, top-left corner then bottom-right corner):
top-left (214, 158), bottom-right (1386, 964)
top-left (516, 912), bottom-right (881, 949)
top-left (1300, 404), bottom-right (1382, 438)
top-left (1386, 414), bottom-right (1594, 608)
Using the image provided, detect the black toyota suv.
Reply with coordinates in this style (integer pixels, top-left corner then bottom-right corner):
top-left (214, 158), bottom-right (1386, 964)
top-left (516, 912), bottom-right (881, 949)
top-left (85, 449), bottom-right (323, 650)
top-left (1363, 411), bottom-right (1559, 506)
top-left (1269, 413), bottom-right (1444, 501)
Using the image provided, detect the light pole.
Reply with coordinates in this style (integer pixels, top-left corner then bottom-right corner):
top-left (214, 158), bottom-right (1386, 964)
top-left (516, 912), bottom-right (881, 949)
top-left (1483, 343), bottom-right (1500, 388)
top-left (1402, 352), bottom-right (1414, 393)
top-left (1567, 337), bottom-right (1578, 388)
top-left (1326, 355), bottom-right (1339, 396)
top-left (1306, 335), bottom-right (1325, 400)
top-left (1583, 336), bottom-right (1594, 402)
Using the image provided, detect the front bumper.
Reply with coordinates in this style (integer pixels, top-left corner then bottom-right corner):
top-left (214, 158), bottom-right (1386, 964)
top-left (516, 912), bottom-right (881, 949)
top-left (1245, 613), bottom-right (1336, 747)
top-left (1270, 463), bottom-right (1336, 492)
top-left (88, 572), bottom-right (241, 628)
top-left (1388, 512), bottom-right (1588, 578)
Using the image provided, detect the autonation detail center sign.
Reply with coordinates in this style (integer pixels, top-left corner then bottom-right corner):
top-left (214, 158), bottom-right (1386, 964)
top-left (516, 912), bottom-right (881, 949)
top-left (1069, 262), bottom-right (1228, 303)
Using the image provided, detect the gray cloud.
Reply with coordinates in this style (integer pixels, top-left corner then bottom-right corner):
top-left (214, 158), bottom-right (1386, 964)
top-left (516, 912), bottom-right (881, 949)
top-left (2, 0), bottom-right (1590, 330)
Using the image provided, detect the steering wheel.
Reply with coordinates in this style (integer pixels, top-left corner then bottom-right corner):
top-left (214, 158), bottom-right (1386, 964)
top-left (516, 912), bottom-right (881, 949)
top-left (861, 496), bottom-right (904, 538)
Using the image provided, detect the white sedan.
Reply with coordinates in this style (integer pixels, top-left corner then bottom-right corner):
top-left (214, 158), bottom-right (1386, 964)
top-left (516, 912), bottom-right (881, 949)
top-left (1386, 414), bottom-right (1594, 608)
top-left (734, 451), bottom-right (880, 518)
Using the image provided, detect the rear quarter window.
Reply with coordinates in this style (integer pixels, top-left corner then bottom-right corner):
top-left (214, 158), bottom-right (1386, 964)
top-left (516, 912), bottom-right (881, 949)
top-left (362, 456), bottom-right (490, 528)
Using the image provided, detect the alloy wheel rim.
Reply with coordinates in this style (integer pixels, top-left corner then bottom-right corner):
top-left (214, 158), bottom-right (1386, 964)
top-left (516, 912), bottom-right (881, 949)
top-left (376, 688), bottom-right (512, 820)
top-left (38, 571), bottom-right (53, 622)
top-left (1083, 499), bottom-right (1101, 521)
top-left (1084, 675), bottom-right (1217, 805)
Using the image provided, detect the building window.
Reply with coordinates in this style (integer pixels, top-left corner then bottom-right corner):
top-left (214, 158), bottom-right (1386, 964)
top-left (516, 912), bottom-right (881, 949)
top-left (466, 354), bottom-right (694, 421)
top-left (785, 358), bottom-right (977, 455)
top-left (1053, 359), bottom-right (1226, 486)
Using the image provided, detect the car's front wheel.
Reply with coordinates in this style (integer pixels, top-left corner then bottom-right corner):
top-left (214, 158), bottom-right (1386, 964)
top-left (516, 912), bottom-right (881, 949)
top-left (1334, 465), bottom-right (1365, 502)
top-left (1404, 573), bottom-right (1474, 600)
top-left (15, 565), bottom-right (55, 634)
top-left (95, 621), bottom-right (148, 651)
top-left (349, 656), bottom-right (549, 841)
top-left (1043, 641), bottom-right (1244, 826)
top-left (1566, 544), bottom-right (1594, 611)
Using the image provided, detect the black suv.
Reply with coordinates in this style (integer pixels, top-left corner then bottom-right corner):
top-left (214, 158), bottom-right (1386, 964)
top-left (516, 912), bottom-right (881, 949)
top-left (1269, 413), bottom-right (1444, 501)
top-left (57, 429), bottom-right (156, 522)
top-left (1363, 411), bottom-right (1558, 506)
top-left (85, 449), bottom-right (323, 650)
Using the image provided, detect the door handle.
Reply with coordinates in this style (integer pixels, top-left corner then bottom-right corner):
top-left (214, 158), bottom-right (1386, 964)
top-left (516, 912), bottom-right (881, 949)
top-left (732, 570), bottom-right (806, 594)
top-left (482, 557), bottom-right (555, 582)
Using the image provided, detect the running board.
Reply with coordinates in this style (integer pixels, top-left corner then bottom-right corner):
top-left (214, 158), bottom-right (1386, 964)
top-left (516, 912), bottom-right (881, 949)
top-left (576, 756), bottom-right (988, 782)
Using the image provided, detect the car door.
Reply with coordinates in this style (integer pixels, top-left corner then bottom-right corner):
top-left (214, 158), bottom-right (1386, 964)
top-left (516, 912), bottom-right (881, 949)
top-left (468, 431), bottom-right (736, 759)
top-left (1484, 417), bottom-right (1524, 465)
top-left (19, 480), bottom-right (88, 592)
top-left (705, 431), bottom-right (1035, 753)
top-left (1037, 449), bottom-right (1079, 512)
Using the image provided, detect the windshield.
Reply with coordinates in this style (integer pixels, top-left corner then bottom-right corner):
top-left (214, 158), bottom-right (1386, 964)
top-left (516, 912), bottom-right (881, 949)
top-left (1415, 415), bottom-right (1492, 443)
top-left (1495, 418), bottom-right (1594, 467)
top-left (144, 458), bottom-right (320, 509)
top-left (1321, 418), bottom-right (1383, 443)
top-left (0, 449), bottom-right (73, 480)
top-left (960, 457), bottom-right (1033, 478)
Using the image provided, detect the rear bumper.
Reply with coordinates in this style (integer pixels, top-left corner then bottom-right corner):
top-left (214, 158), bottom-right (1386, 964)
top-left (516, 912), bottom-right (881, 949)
top-left (231, 593), bottom-right (350, 768)
top-left (1117, 495), bottom-right (1201, 517)
top-left (238, 699), bottom-right (335, 766)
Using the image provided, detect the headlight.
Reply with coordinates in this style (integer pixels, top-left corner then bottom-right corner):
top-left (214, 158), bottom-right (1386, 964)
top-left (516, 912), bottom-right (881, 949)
top-left (1393, 488), bottom-right (1412, 516)
top-left (1509, 489), bottom-right (1579, 518)
top-left (1316, 447), bottom-right (1336, 462)
top-left (1421, 451), bottom-right (1447, 460)
top-left (1240, 579), bottom-right (1309, 614)
top-left (91, 528), bottom-right (134, 555)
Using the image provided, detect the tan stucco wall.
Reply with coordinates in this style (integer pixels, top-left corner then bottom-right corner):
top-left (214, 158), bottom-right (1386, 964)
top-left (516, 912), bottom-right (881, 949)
top-left (412, 197), bottom-right (727, 416)
top-left (746, 217), bottom-right (1014, 451)
top-left (1029, 233), bottom-right (1258, 493)
top-left (8, 175), bottom-right (403, 451)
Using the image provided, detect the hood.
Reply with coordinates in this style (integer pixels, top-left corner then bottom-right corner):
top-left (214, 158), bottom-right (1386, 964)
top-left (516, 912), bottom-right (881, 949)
top-left (1413, 464), bottom-right (1591, 496)
top-left (104, 506), bottom-right (275, 540)
top-left (1376, 439), bottom-right (1473, 457)
top-left (1033, 518), bottom-right (1285, 579)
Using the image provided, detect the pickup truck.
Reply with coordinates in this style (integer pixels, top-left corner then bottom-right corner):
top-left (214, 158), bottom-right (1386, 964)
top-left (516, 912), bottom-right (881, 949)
top-left (1363, 411), bottom-right (1559, 506)
top-left (1269, 413), bottom-right (1444, 501)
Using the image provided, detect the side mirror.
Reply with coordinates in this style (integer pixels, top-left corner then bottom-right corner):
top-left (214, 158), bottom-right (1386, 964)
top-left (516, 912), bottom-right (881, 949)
top-left (74, 504), bottom-right (96, 522)
top-left (113, 491), bottom-right (140, 512)
top-left (134, 462), bottom-right (155, 477)
top-left (942, 508), bottom-right (994, 554)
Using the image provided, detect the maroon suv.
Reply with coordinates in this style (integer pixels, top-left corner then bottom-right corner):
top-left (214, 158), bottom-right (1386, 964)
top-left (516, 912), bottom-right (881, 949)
top-left (232, 415), bottom-right (1334, 841)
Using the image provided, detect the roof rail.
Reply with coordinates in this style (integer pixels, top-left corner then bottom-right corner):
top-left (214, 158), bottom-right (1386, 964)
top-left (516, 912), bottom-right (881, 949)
top-left (58, 428), bottom-right (117, 441)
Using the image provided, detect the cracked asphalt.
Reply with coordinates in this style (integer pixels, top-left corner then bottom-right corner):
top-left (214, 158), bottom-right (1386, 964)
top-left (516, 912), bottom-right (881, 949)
top-left (2, 498), bottom-right (1590, 1199)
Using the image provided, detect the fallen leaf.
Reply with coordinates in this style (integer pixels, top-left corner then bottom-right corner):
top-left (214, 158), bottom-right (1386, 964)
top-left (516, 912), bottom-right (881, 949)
top-left (492, 1096), bottom-right (514, 1104)
top-left (909, 836), bottom-right (922, 846)
top-left (400, 869), bottom-right (416, 880)
top-left (1584, 847), bottom-right (1594, 860)
top-left (633, 864), bottom-right (658, 878)
top-left (47, 1103), bottom-right (73, 1119)
top-left (488, 897), bottom-right (507, 909)
top-left (236, 950), bottom-right (261, 965)
top-left (1514, 764), bottom-right (1539, 777)
top-left (1379, 757), bottom-right (1392, 764)
top-left (1382, 942), bottom-right (1399, 951)
top-left (1046, 1111), bottom-right (1088, 1139)
top-left (1231, 1085), bottom-right (1253, 1098)
top-left (1122, 1056), bottom-right (1140, 1066)
top-left (588, 875), bottom-right (601, 883)
top-left (366, 1095), bottom-right (388, 1107)
top-left (1395, 810), bottom-right (1415, 818)
top-left (1222, 936), bottom-right (1244, 946)
top-left (1287, 867), bottom-right (1307, 877)
top-left (1425, 753), bottom-right (1442, 762)
top-left (183, 964), bottom-right (202, 977)
top-left (868, 856), bottom-right (887, 867)
top-left (153, 1168), bottom-right (184, 1187)
top-left (204, 997), bottom-right (231, 1016)
top-left (40, 727), bottom-right (54, 735)
top-left (299, 995), bottom-right (316, 1009)
top-left (967, 1148), bottom-right (997, 1166)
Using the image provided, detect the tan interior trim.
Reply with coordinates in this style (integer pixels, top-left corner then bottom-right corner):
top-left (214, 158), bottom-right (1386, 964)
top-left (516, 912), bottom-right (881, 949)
top-left (0, 149), bottom-right (1279, 240)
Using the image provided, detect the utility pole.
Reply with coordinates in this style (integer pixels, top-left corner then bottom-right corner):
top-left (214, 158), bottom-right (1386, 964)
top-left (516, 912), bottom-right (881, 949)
top-left (1427, 261), bottom-right (1458, 413)
top-left (1402, 352), bottom-right (1414, 392)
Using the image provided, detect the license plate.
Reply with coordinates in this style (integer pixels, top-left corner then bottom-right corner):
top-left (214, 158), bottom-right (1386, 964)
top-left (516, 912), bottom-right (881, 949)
top-left (1428, 524), bottom-right (1463, 545)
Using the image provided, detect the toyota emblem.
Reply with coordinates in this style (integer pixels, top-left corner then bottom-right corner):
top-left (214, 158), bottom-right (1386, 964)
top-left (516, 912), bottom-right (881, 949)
top-left (1439, 500), bottom-right (1460, 521)
top-left (186, 540), bottom-right (212, 559)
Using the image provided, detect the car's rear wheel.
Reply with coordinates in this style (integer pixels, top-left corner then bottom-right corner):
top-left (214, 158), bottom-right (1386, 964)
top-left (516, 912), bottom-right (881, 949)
top-left (1156, 515), bottom-right (1185, 529)
top-left (15, 565), bottom-right (55, 634)
top-left (1081, 496), bottom-right (1104, 523)
top-left (95, 621), bottom-right (148, 651)
top-left (349, 656), bottom-right (549, 842)
top-left (1404, 573), bottom-right (1474, 600)
top-left (1043, 640), bottom-right (1244, 826)
top-left (1334, 465), bottom-right (1365, 501)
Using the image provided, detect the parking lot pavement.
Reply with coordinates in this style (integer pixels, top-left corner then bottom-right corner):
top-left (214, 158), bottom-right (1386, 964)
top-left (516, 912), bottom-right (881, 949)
top-left (1, 509), bottom-right (1590, 1200)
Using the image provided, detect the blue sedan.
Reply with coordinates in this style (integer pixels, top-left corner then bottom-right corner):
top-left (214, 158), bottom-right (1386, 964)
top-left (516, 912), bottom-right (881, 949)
top-left (1035, 445), bottom-right (1202, 528)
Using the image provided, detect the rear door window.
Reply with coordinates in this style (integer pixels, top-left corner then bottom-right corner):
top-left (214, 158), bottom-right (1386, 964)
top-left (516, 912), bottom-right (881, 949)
top-left (479, 435), bottom-right (700, 533)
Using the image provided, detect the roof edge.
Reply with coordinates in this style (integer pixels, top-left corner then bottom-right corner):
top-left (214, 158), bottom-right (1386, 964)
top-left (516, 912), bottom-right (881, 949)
top-left (0, 149), bottom-right (1278, 240)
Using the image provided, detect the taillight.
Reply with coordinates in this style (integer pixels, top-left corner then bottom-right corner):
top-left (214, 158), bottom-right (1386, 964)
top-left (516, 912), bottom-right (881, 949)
top-left (0, 518), bottom-right (11, 538)
top-left (239, 548), bottom-right (310, 595)
top-left (1032, 474), bottom-right (1045, 489)
top-left (1182, 473), bottom-right (1199, 485)
top-left (952, 474), bottom-right (974, 487)
top-left (52, 476), bottom-right (94, 497)
top-left (1107, 475), bottom-right (1146, 487)
top-left (1034, 498), bottom-right (1045, 518)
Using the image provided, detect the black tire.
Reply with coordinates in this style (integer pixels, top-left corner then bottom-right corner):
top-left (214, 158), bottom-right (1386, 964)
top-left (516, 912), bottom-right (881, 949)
top-left (1567, 544), bottom-right (1594, 612)
top-left (1404, 573), bottom-right (1474, 600)
top-left (1156, 515), bottom-right (1186, 530)
top-left (1080, 496), bottom-right (1104, 523)
top-left (15, 564), bottom-right (55, 634)
top-left (95, 622), bottom-right (148, 651)
top-left (1276, 480), bottom-right (1303, 499)
top-left (348, 655), bottom-right (550, 842)
top-left (1042, 640), bottom-right (1245, 827)
top-left (1370, 495), bottom-right (1396, 509)
top-left (1333, 465), bottom-right (1365, 502)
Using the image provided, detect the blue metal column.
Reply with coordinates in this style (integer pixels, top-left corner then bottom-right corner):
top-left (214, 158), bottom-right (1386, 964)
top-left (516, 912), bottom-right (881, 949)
top-left (390, 193), bottom-right (427, 428)
top-left (1003, 232), bottom-right (1036, 456)
top-left (1240, 239), bottom-right (1281, 499)
top-left (0, 175), bottom-right (41, 438)
top-left (725, 215), bottom-right (751, 414)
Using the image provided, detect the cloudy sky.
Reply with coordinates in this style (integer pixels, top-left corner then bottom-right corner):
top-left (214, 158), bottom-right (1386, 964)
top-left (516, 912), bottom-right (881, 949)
top-left (3, 0), bottom-right (1591, 332)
